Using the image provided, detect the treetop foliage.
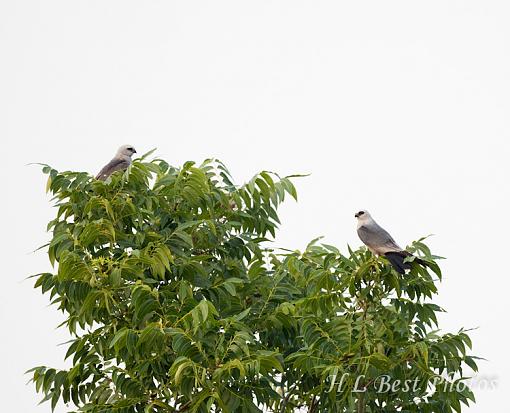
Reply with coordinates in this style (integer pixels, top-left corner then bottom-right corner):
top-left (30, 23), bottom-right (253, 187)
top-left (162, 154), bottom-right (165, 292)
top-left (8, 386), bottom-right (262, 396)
top-left (29, 153), bottom-right (478, 412)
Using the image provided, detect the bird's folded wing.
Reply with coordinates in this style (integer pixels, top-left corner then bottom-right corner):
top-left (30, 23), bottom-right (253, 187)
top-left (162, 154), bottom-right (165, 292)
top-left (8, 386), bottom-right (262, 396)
top-left (95, 158), bottom-right (130, 180)
top-left (357, 224), bottom-right (402, 254)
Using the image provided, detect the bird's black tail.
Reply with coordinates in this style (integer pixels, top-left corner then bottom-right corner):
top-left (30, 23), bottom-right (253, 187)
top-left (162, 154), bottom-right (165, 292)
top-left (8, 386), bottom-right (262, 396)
top-left (413, 257), bottom-right (428, 267)
top-left (384, 252), bottom-right (429, 274)
top-left (384, 252), bottom-right (411, 274)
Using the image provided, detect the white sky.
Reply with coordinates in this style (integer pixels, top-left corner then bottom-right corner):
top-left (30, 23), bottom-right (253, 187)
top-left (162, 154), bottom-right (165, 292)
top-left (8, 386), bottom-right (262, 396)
top-left (1, 1), bottom-right (509, 411)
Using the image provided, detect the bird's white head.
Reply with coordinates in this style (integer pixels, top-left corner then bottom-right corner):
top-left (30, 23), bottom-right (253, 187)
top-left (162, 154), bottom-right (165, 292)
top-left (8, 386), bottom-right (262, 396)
top-left (116, 145), bottom-right (137, 158)
top-left (354, 210), bottom-right (373, 225)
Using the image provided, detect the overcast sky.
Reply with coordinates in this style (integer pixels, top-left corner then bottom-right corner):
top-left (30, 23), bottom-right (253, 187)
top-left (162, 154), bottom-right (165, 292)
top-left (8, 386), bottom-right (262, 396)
top-left (1, 1), bottom-right (509, 411)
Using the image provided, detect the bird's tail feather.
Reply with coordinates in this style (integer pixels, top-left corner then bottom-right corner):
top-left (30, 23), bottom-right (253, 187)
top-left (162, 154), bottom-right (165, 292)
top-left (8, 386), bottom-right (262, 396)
top-left (384, 252), bottom-right (429, 274)
top-left (384, 252), bottom-right (410, 274)
top-left (414, 257), bottom-right (428, 267)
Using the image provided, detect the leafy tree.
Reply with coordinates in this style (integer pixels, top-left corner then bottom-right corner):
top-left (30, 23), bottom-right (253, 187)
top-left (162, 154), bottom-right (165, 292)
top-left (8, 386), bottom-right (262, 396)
top-left (29, 153), bottom-right (478, 412)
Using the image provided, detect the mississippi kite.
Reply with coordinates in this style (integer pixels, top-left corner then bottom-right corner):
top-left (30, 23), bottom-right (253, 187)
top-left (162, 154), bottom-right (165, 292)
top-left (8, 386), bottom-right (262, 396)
top-left (355, 210), bottom-right (426, 274)
top-left (96, 145), bottom-right (137, 181)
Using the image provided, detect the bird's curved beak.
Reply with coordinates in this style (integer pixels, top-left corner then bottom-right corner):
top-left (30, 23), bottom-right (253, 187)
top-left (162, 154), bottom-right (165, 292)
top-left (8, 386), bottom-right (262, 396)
top-left (354, 212), bottom-right (360, 218)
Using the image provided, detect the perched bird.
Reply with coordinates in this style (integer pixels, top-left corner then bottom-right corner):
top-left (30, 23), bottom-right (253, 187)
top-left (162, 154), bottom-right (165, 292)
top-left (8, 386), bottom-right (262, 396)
top-left (355, 210), bottom-right (426, 274)
top-left (96, 145), bottom-right (137, 181)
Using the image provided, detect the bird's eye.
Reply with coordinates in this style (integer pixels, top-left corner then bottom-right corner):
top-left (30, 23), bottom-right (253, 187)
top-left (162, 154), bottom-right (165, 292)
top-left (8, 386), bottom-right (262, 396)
top-left (358, 211), bottom-right (365, 216)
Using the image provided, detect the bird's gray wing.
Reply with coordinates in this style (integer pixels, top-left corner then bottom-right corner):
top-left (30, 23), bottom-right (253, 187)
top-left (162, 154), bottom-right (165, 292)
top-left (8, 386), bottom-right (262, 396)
top-left (357, 223), bottom-right (402, 255)
top-left (95, 158), bottom-right (130, 180)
